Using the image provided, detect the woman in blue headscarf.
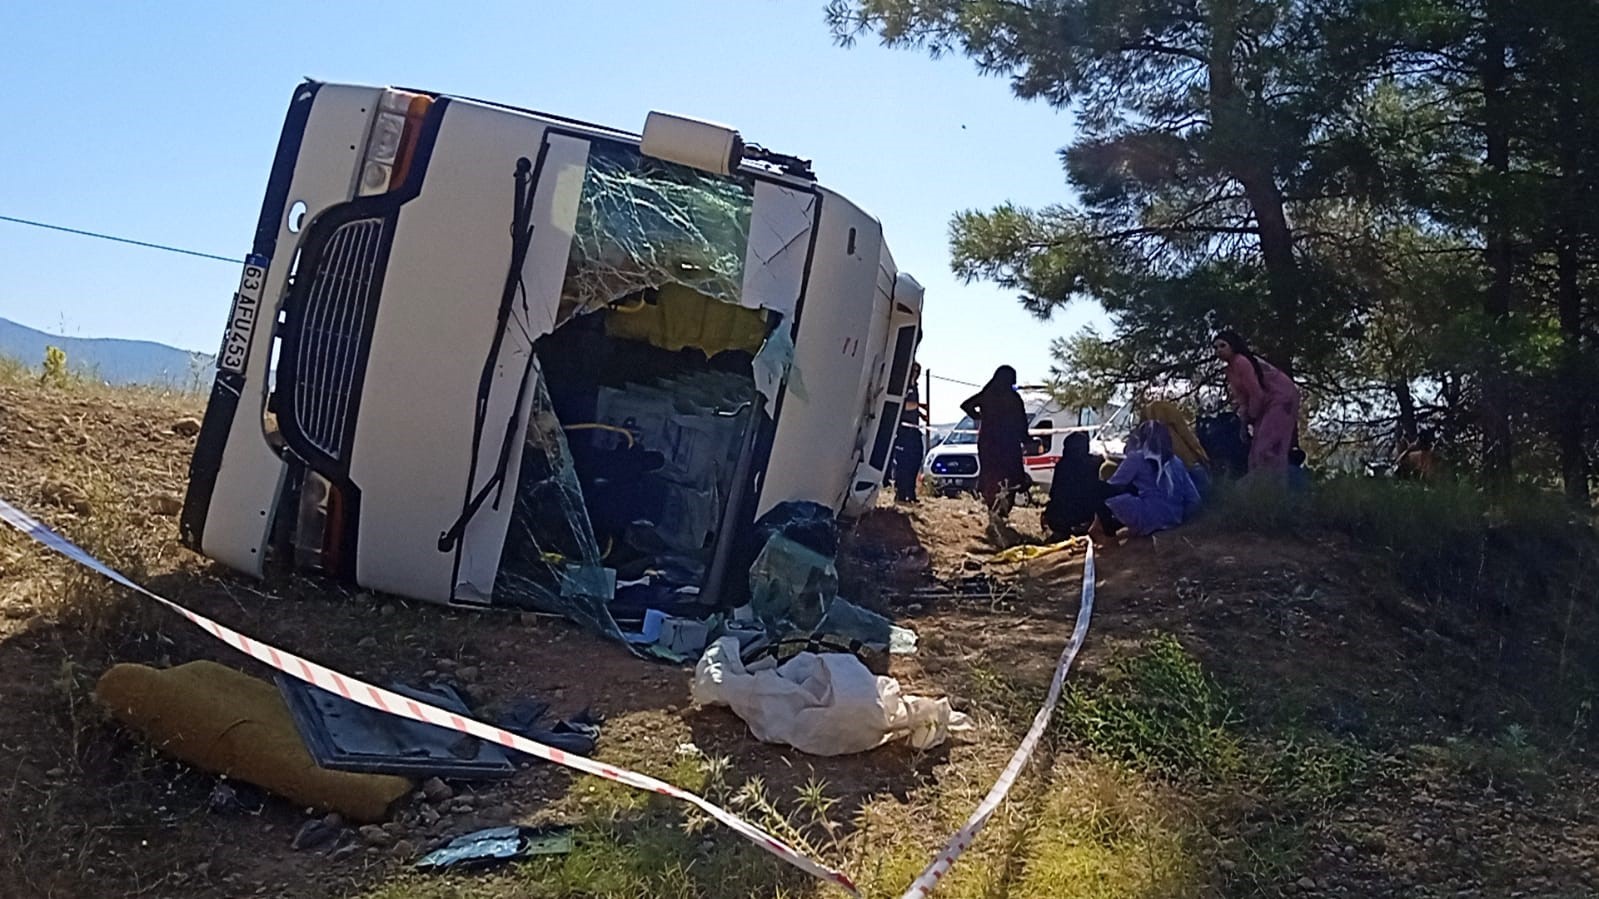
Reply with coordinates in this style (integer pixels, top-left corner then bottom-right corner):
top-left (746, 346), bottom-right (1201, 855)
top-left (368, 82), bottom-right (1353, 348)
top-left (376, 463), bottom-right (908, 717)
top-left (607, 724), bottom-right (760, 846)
top-left (1102, 421), bottom-right (1202, 537)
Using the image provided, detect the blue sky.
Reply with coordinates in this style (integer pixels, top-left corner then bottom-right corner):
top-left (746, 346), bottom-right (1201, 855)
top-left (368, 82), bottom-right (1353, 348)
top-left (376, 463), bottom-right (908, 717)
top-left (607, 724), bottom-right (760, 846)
top-left (0, 0), bottom-right (1104, 421)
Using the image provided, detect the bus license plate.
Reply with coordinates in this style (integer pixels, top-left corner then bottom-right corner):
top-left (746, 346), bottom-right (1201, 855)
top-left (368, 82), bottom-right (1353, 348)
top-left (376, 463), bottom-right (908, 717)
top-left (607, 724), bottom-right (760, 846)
top-left (219, 254), bottom-right (270, 374)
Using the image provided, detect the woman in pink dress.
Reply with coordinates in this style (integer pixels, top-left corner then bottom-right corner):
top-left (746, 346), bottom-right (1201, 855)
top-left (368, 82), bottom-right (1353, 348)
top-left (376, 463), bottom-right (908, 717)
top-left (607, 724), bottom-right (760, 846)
top-left (1214, 330), bottom-right (1301, 473)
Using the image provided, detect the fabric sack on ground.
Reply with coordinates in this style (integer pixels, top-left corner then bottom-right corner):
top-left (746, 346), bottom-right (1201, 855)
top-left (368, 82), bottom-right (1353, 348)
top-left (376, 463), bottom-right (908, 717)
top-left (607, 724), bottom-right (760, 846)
top-left (691, 636), bottom-right (967, 756)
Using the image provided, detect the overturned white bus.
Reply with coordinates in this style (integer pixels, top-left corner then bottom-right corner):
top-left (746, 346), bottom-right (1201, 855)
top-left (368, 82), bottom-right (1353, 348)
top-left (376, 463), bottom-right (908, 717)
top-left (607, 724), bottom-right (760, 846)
top-left (181, 81), bottom-right (923, 625)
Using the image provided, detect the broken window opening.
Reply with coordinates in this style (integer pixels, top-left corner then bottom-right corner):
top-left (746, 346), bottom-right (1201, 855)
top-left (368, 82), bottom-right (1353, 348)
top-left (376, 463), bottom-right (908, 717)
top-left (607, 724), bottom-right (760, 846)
top-left (490, 139), bottom-right (773, 638)
top-left (494, 291), bottom-right (767, 628)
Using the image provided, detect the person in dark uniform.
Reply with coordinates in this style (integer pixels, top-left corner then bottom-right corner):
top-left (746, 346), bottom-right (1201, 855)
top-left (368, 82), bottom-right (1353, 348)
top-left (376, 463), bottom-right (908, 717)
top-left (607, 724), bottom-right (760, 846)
top-left (891, 364), bottom-right (928, 503)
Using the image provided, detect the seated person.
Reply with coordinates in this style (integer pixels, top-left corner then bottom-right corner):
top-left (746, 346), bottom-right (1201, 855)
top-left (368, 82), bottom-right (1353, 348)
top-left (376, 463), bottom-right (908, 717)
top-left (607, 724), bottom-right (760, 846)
top-left (1103, 422), bottom-right (1202, 538)
top-left (1042, 432), bottom-right (1120, 538)
top-left (1145, 400), bottom-right (1213, 497)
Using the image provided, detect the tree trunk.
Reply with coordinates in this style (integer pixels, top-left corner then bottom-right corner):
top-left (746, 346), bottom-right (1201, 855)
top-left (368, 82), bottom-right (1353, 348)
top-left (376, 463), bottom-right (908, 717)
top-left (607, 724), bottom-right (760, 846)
top-left (1555, 239), bottom-right (1589, 505)
top-left (1555, 88), bottom-right (1590, 505)
top-left (1479, 3), bottom-right (1515, 486)
top-left (1206, 0), bottom-right (1300, 367)
top-left (1394, 379), bottom-right (1419, 446)
top-left (1236, 166), bottom-right (1302, 364)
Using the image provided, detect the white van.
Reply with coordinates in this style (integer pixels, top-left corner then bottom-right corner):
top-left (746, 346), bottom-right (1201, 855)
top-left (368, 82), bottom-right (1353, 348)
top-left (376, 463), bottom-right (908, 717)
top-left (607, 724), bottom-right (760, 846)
top-left (922, 388), bottom-right (1130, 497)
top-left (180, 81), bottom-right (923, 613)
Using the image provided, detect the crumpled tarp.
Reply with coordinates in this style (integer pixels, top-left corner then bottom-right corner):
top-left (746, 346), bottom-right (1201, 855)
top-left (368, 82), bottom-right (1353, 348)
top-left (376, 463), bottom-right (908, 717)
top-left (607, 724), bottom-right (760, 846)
top-left (691, 636), bottom-right (967, 755)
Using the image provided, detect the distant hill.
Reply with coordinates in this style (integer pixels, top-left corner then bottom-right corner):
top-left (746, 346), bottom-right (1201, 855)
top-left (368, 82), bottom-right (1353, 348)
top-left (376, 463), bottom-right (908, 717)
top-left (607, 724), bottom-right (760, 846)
top-left (0, 317), bottom-right (212, 388)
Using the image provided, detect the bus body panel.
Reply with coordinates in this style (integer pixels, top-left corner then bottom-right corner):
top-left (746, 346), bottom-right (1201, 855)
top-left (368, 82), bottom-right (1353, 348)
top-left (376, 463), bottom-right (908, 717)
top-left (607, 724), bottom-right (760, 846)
top-left (199, 84), bottom-right (382, 575)
top-left (343, 103), bottom-right (575, 601)
top-left (756, 189), bottom-right (883, 516)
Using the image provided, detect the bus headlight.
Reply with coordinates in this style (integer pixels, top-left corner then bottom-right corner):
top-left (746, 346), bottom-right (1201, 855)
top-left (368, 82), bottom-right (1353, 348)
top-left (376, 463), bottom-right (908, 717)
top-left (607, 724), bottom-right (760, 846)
top-left (360, 161), bottom-right (392, 194)
top-left (357, 89), bottom-right (433, 196)
top-left (367, 113), bottom-right (405, 163)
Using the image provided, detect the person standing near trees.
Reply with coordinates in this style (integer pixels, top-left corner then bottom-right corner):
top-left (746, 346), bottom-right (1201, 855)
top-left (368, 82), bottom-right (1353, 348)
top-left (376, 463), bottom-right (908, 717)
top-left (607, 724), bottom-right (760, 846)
top-left (960, 365), bottom-right (1030, 528)
top-left (1214, 330), bottom-right (1301, 475)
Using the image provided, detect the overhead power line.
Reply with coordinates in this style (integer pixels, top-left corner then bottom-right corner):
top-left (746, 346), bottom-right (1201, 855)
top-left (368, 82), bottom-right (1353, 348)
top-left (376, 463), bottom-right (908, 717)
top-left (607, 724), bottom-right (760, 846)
top-left (928, 372), bottom-right (982, 388)
top-left (0, 214), bottom-right (239, 264)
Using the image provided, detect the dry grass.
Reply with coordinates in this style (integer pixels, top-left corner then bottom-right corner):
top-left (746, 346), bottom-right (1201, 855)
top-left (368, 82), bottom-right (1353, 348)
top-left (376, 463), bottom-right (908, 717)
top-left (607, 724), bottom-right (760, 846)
top-left (359, 728), bottom-right (1214, 899)
top-left (2, 371), bottom-right (1597, 899)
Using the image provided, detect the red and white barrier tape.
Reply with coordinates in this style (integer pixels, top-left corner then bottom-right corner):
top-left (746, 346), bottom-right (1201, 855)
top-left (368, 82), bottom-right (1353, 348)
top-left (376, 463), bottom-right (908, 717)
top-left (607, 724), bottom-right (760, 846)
top-left (898, 542), bottom-right (1096, 898)
top-left (1, 498), bottom-right (1096, 898)
top-left (0, 499), bottom-right (860, 897)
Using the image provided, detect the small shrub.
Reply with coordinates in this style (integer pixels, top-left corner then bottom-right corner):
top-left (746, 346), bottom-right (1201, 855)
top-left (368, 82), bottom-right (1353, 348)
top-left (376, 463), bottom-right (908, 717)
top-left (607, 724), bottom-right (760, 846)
top-left (0, 354), bottom-right (31, 383)
top-left (40, 345), bottom-right (68, 388)
top-left (1061, 635), bottom-right (1244, 780)
top-left (1256, 733), bottom-right (1372, 809)
top-left (1411, 725), bottom-right (1556, 795)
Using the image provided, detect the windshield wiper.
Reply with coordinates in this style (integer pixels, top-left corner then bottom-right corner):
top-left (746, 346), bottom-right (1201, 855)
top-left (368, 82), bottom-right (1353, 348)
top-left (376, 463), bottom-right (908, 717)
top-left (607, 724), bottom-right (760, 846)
top-left (439, 156), bottom-right (537, 554)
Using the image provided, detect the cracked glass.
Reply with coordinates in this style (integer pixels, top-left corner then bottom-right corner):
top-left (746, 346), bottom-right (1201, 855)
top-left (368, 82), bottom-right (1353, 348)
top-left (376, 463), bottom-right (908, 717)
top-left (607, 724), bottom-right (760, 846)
top-left (557, 142), bottom-right (755, 322)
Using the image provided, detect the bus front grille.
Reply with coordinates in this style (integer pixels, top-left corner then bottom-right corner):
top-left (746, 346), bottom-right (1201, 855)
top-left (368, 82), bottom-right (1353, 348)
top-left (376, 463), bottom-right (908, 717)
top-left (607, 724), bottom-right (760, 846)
top-left (289, 217), bottom-right (385, 461)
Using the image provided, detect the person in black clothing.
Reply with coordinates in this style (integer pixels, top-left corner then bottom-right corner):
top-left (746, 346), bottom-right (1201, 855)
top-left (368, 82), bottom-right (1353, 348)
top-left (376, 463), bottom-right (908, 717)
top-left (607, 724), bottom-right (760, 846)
top-left (1196, 410), bottom-right (1250, 479)
top-left (1041, 431), bottom-right (1122, 538)
top-left (891, 364), bottom-right (928, 503)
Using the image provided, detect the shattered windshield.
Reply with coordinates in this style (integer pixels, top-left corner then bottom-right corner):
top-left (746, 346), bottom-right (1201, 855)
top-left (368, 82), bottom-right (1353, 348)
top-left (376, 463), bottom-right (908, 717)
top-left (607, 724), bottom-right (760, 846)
top-left (559, 141), bottom-right (755, 320)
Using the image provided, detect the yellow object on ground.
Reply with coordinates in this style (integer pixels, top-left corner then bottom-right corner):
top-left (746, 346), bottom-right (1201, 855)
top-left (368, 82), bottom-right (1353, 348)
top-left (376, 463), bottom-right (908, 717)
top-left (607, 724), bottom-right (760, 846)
top-left (1143, 400), bottom-right (1209, 467)
top-left (95, 660), bottom-right (412, 823)
top-left (605, 283), bottom-right (767, 358)
top-left (993, 537), bottom-right (1086, 565)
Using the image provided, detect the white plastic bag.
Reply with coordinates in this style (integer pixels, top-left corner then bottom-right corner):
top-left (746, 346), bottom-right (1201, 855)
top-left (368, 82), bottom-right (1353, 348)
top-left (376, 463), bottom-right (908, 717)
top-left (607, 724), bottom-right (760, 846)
top-left (690, 637), bottom-right (968, 756)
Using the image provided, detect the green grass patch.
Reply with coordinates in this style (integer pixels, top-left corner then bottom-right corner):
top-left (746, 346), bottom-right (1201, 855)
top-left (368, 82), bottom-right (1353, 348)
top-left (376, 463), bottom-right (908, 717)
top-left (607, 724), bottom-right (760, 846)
top-left (1058, 636), bottom-right (1371, 799)
top-left (1011, 762), bottom-right (1210, 899)
top-left (1256, 732), bottom-right (1373, 810)
top-left (1201, 475), bottom-right (1594, 610)
top-left (1406, 724), bottom-right (1557, 796)
top-left (1060, 635), bottom-right (1244, 781)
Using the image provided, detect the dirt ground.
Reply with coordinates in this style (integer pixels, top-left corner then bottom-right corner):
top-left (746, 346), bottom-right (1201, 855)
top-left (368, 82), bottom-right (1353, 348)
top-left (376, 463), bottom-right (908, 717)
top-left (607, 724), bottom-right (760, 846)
top-left (1, 378), bottom-right (1596, 899)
